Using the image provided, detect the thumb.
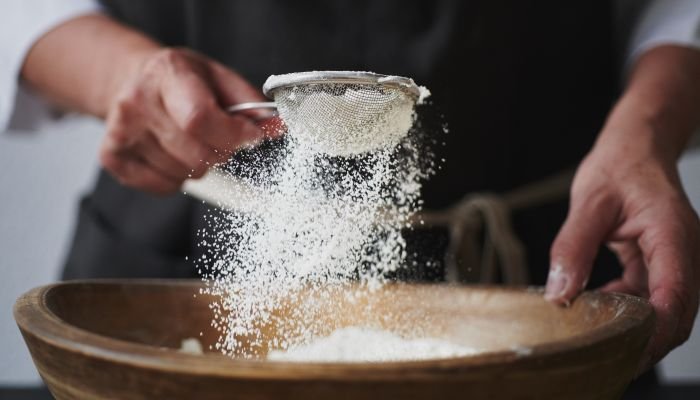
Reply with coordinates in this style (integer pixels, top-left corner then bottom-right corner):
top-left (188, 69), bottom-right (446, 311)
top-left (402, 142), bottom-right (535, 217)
top-left (209, 62), bottom-right (277, 122)
top-left (207, 61), bottom-right (280, 143)
top-left (546, 193), bottom-right (619, 304)
top-left (207, 60), bottom-right (268, 105)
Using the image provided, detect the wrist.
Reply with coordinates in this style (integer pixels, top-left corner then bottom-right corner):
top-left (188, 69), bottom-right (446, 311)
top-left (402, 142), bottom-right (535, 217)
top-left (597, 94), bottom-right (681, 167)
top-left (102, 43), bottom-right (161, 115)
top-left (21, 14), bottom-right (164, 118)
top-left (595, 46), bottom-right (700, 166)
top-left (584, 98), bottom-right (687, 192)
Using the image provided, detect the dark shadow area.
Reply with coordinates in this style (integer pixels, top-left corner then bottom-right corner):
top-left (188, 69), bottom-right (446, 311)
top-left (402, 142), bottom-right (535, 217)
top-left (3, 383), bottom-right (700, 400)
top-left (0, 387), bottom-right (52, 400)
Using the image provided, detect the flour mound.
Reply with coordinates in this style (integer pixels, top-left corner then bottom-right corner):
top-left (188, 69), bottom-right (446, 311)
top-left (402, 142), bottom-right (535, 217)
top-left (267, 327), bottom-right (478, 362)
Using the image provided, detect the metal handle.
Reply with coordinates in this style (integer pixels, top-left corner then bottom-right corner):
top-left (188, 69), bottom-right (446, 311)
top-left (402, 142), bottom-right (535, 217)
top-left (226, 102), bottom-right (277, 114)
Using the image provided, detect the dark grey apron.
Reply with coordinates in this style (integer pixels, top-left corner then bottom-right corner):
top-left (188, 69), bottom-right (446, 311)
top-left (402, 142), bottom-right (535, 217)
top-left (63, 0), bottom-right (617, 286)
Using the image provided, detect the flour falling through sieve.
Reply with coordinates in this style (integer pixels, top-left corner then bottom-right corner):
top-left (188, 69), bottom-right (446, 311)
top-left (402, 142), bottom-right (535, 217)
top-left (198, 71), bottom-right (440, 358)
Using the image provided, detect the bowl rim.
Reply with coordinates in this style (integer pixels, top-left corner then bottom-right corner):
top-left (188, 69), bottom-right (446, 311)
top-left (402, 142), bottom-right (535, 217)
top-left (14, 279), bottom-right (654, 381)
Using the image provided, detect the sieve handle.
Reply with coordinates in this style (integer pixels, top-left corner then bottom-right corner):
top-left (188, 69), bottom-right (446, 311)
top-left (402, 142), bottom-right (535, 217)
top-left (226, 102), bottom-right (277, 114)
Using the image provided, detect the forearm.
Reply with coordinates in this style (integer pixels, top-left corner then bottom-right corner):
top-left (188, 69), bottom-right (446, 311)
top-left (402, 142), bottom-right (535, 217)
top-left (21, 14), bottom-right (160, 118)
top-left (597, 45), bottom-right (700, 165)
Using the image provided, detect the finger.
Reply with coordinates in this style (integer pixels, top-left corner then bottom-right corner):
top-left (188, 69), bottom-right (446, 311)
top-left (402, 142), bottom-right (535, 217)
top-left (638, 225), bottom-right (698, 371)
top-left (208, 61), bottom-right (267, 105)
top-left (100, 143), bottom-right (181, 195)
top-left (146, 107), bottom-right (220, 177)
top-left (600, 241), bottom-right (649, 297)
top-left (547, 191), bottom-right (620, 304)
top-left (159, 68), bottom-right (264, 154)
top-left (207, 61), bottom-right (280, 138)
top-left (104, 97), bottom-right (146, 152)
top-left (132, 133), bottom-right (197, 181)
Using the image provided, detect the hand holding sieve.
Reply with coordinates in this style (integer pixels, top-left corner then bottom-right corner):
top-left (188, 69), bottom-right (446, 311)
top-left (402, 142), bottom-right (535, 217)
top-left (186, 71), bottom-right (425, 209)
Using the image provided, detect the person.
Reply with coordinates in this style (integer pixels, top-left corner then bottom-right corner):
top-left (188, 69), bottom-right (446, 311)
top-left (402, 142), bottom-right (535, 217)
top-left (2, 0), bottom-right (699, 380)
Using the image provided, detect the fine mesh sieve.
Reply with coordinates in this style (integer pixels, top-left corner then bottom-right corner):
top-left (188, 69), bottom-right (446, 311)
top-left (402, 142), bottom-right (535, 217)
top-left (228, 71), bottom-right (423, 156)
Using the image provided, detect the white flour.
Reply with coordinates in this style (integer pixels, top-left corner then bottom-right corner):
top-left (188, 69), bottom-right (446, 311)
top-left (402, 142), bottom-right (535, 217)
top-left (197, 77), bottom-right (439, 359)
top-left (267, 326), bottom-right (478, 362)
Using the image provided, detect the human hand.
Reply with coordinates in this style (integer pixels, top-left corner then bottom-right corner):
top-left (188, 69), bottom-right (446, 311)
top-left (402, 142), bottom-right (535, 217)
top-left (546, 123), bottom-right (700, 371)
top-left (100, 47), bottom-right (280, 194)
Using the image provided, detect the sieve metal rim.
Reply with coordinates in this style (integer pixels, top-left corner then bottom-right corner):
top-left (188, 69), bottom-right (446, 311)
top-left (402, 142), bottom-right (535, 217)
top-left (262, 71), bottom-right (421, 100)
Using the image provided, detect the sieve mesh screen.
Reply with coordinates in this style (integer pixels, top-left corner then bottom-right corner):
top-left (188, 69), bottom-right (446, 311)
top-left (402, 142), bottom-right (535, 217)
top-left (270, 82), bottom-right (416, 156)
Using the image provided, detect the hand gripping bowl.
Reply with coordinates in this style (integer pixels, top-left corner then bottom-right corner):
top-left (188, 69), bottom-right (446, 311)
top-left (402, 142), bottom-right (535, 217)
top-left (14, 280), bottom-right (652, 400)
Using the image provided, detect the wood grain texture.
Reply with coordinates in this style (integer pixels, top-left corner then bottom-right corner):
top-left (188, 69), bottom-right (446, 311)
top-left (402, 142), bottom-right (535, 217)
top-left (14, 280), bottom-right (653, 399)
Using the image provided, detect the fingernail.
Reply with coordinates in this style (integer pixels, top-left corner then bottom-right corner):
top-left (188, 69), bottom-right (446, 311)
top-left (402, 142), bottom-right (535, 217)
top-left (545, 263), bottom-right (568, 301)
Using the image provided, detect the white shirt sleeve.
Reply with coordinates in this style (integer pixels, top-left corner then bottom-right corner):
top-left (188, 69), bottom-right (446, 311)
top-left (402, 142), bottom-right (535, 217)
top-left (627, 0), bottom-right (700, 65)
top-left (0, 0), bottom-right (101, 132)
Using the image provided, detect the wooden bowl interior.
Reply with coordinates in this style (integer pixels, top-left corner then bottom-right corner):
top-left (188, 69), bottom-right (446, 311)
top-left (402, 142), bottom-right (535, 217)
top-left (45, 282), bottom-right (633, 359)
top-left (46, 282), bottom-right (221, 352)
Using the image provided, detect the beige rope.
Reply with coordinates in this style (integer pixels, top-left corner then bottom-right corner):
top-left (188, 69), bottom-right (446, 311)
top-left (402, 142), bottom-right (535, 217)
top-left (413, 169), bottom-right (575, 285)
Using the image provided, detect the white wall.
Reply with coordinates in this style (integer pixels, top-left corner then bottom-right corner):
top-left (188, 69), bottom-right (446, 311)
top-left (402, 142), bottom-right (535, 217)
top-left (0, 116), bottom-right (102, 385)
top-left (661, 148), bottom-right (700, 382)
top-left (0, 117), bottom-right (699, 385)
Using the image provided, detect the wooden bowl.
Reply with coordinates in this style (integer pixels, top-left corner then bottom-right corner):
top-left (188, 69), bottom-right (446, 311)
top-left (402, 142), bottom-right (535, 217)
top-left (14, 279), bottom-right (652, 400)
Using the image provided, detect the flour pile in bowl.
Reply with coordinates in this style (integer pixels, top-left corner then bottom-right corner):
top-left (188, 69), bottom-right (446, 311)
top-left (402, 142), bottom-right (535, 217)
top-left (267, 326), bottom-right (478, 362)
top-left (196, 78), bottom-right (444, 359)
